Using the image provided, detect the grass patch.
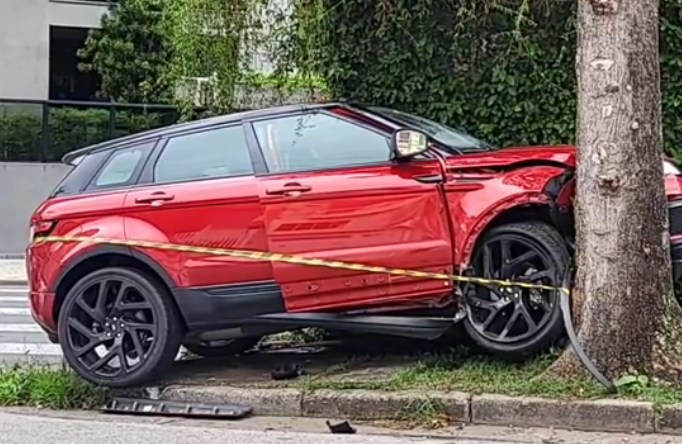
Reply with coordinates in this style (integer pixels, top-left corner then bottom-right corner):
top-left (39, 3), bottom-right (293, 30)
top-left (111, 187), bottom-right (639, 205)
top-left (0, 363), bottom-right (106, 409)
top-left (300, 347), bottom-right (682, 406)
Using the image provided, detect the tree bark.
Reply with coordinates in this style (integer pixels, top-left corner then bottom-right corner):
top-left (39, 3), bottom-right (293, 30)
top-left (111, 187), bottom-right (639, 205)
top-left (546, 0), bottom-right (682, 382)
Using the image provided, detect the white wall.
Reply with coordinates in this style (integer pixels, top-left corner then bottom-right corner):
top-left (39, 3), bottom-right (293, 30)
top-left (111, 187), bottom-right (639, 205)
top-left (0, 162), bottom-right (72, 254)
top-left (48, 0), bottom-right (109, 28)
top-left (0, 0), bottom-right (108, 100)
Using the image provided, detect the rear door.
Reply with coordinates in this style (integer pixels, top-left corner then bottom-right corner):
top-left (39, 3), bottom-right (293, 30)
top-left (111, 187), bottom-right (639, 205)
top-left (247, 109), bottom-right (454, 312)
top-left (122, 124), bottom-right (274, 294)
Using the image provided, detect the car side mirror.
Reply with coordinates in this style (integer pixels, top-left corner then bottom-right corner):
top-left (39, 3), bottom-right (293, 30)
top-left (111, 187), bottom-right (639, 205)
top-left (391, 129), bottom-right (429, 160)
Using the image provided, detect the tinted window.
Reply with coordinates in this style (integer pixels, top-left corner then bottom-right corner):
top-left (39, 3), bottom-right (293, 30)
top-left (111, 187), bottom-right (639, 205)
top-left (52, 150), bottom-right (108, 196)
top-left (252, 112), bottom-right (390, 173)
top-left (154, 126), bottom-right (253, 183)
top-left (369, 106), bottom-right (496, 153)
top-left (89, 142), bottom-right (153, 190)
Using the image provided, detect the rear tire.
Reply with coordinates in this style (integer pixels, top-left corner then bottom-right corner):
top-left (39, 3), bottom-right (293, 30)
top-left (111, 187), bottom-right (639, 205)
top-left (183, 337), bottom-right (262, 358)
top-left (462, 221), bottom-right (570, 360)
top-left (58, 267), bottom-right (182, 388)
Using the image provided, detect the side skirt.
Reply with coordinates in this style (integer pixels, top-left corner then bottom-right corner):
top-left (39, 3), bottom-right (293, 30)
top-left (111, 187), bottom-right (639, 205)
top-left (174, 280), bottom-right (456, 342)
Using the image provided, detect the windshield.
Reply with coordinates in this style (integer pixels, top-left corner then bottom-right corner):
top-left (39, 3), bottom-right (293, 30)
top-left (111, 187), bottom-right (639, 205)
top-left (369, 106), bottom-right (497, 153)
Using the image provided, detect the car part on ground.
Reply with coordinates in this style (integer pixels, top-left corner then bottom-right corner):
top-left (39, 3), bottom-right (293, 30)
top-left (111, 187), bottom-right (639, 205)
top-left (326, 420), bottom-right (357, 434)
top-left (271, 362), bottom-right (306, 380)
top-left (558, 266), bottom-right (614, 391)
top-left (102, 397), bottom-right (252, 419)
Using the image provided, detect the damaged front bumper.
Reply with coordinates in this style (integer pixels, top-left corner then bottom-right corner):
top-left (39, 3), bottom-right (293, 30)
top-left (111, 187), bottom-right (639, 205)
top-left (669, 198), bottom-right (682, 282)
top-left (671, 236), bottom-right (682, 283)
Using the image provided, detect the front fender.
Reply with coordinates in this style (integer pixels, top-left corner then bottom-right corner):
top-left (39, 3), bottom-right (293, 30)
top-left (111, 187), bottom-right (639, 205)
top-left (450, 165), bottom-right (568, 267)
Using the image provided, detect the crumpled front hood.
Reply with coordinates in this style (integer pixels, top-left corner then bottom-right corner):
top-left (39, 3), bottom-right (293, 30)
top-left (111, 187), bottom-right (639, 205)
top-left (446, 144), bottom-right (576, 169)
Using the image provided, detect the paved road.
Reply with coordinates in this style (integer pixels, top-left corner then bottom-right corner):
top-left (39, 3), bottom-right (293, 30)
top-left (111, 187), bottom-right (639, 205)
top-left (0, 285), bottom-right (62, 364)
top-left (1, 408), bottom-right (678, 444)
top-left (3, 413), bottom-right (452, 444)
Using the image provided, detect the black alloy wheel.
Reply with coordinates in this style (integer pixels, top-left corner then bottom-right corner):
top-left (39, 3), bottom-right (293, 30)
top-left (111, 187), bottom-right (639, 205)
top-left (463, 221), bottom-right (570, 359)
top-left (58, 267), bottom-right (182, 387)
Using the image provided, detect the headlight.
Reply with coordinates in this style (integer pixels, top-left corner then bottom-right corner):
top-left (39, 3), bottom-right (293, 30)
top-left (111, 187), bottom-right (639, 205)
top-left (664, 160), bottom-right (681, 176)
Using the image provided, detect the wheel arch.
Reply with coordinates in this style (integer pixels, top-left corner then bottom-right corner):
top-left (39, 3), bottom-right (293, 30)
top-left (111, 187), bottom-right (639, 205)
top-left (51, 245), bottom-right (187, 328)
top-left (459, 166), bottom-right (576, 268)
top-left (460, 200), bottom-right (573, 268)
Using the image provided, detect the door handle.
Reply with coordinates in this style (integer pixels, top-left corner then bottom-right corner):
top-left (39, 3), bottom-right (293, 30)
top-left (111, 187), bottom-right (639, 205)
top-left (265, 184), bottom-right (312, 195)
top-left (444, 183), bottom-right (484, 192)
top-left (134, 193), bottom-right (175, 204)
top-left (413, 174), bottom-right (444, 184)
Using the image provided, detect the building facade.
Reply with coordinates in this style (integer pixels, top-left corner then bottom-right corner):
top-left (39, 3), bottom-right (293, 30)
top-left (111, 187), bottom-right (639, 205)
top-left (0, 0), bottom-right (108, 100)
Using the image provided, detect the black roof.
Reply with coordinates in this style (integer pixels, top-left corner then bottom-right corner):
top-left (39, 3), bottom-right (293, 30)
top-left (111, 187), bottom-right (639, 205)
top-left (62, 102), bottom-right (344, 164)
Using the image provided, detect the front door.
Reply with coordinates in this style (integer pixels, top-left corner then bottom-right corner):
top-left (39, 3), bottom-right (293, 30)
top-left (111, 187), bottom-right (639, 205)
top-left (248, 110), bottom-right (454, 312)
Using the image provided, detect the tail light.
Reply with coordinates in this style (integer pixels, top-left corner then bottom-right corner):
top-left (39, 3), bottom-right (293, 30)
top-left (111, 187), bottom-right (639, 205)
top-left (29, 220), bottom-right (56, 241)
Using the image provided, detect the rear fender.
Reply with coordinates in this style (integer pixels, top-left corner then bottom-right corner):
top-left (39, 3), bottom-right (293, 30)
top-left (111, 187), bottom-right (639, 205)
top-left (29, 216), bottom-right (126, 294)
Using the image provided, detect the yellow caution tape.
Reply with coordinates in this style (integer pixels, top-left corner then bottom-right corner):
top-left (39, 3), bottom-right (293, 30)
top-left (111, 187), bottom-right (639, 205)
top-left (34, 235), bottom-right (571, 295)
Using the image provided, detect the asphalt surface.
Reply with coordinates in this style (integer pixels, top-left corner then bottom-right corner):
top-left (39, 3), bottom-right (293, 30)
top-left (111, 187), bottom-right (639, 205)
top-left (0, 407), bottom-right (678, 444)
top-left (0, 411), bottom-right (466, 444)
top-left (0, 285), bottom-right (62, 364)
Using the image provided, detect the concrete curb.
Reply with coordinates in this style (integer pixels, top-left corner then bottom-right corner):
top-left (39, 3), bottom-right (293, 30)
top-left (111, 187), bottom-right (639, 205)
top-left (160, 385), bottom-right (677, 433)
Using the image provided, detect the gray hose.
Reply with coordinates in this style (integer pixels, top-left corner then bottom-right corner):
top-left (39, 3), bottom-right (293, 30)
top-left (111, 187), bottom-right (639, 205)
top-left (560, 269), bottom-right (615, 392)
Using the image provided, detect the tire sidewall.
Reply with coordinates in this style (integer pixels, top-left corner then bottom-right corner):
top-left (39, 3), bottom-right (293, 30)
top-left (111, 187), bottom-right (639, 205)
top-left (57, 267), bottom-right (180, 387)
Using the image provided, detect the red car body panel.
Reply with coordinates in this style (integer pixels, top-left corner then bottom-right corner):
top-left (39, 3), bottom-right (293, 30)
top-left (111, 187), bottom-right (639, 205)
top-left (444, 164), bottom-right (567, 265)
top-left (24, 104), bottom-right (682, 341)
top-left (28, 190), bottom-right (127, 332)
top-left (121, 177), bottom-right (272, 288)
top-left (258, 160), bottom-right (453, 311)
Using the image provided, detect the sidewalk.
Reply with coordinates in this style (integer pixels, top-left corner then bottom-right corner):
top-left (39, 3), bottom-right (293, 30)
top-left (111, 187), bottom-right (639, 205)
top-left (0, 259), bottom-right (27, 284)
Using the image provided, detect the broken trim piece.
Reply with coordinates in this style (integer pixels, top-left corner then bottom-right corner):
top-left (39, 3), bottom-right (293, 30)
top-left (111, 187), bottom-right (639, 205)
top-left (101, 397), bottom-right (253, 419)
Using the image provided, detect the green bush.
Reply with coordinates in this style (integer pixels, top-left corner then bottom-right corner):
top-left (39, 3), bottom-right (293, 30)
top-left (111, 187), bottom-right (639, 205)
top-left (0, 105), bottom-right (176, 162)
top-left (311, 0), bottom-right (682, 160)
top-left (0, 363), bottom-right (106, 409)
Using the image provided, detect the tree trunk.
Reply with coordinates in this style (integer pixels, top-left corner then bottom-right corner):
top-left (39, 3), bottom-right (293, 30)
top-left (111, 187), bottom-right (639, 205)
top-left (546, 0), bottom-right (682, 382)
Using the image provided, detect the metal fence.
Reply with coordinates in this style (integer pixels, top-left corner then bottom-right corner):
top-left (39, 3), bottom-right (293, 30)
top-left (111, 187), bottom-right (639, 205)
top-left (0, 98), bottom-right (184, 162)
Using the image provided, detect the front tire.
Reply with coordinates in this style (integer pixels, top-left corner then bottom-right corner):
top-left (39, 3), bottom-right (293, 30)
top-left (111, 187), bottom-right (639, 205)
top-left (462, 221), bottom-right (570, 360)
top-left (57, 267), bottom-right (182, 388)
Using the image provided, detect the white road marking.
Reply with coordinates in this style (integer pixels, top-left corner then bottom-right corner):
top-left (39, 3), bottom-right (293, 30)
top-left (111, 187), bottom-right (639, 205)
top-left (0, 343), bottom-right (62, 356)
top-left (0, 324), bottom-right (42, 332)
top-left (0, 308), bottom-right (30, 315)
top-left (0, 296), bottom-right (28, 302)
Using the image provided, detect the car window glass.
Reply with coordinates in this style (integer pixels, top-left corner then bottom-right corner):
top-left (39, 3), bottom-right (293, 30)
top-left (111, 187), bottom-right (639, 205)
top-left (154, 126), bottom-right (253, 183)
top-left (93, 144), bottom-right (148, 189)
top-left (252, 112), bottom-right (390, 173)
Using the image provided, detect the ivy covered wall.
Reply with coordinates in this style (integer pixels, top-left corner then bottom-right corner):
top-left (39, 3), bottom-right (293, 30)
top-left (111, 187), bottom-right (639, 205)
top-left (309, 0), bottom-right (682, 159)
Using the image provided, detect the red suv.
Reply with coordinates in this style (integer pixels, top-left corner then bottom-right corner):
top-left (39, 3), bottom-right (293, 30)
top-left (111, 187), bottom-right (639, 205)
top-left (27, 102), bottom-right (682, 388)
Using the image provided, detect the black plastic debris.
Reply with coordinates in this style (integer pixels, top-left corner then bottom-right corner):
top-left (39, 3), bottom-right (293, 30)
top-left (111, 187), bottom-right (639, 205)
top-left (271, 363), bottom-right (306, 380)
top-left (326, 420), bottom-right (356, 434)
top-left (101, 397), bottom-right (252, 420)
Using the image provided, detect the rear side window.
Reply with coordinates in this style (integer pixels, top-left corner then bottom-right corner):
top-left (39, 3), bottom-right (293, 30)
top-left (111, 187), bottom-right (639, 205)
top-left (153, 125), bottom-right (253, 183)
top-left (88, 142), bottom-right (155, 191)
top-left (51, 151), bottom-right (108, 197)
